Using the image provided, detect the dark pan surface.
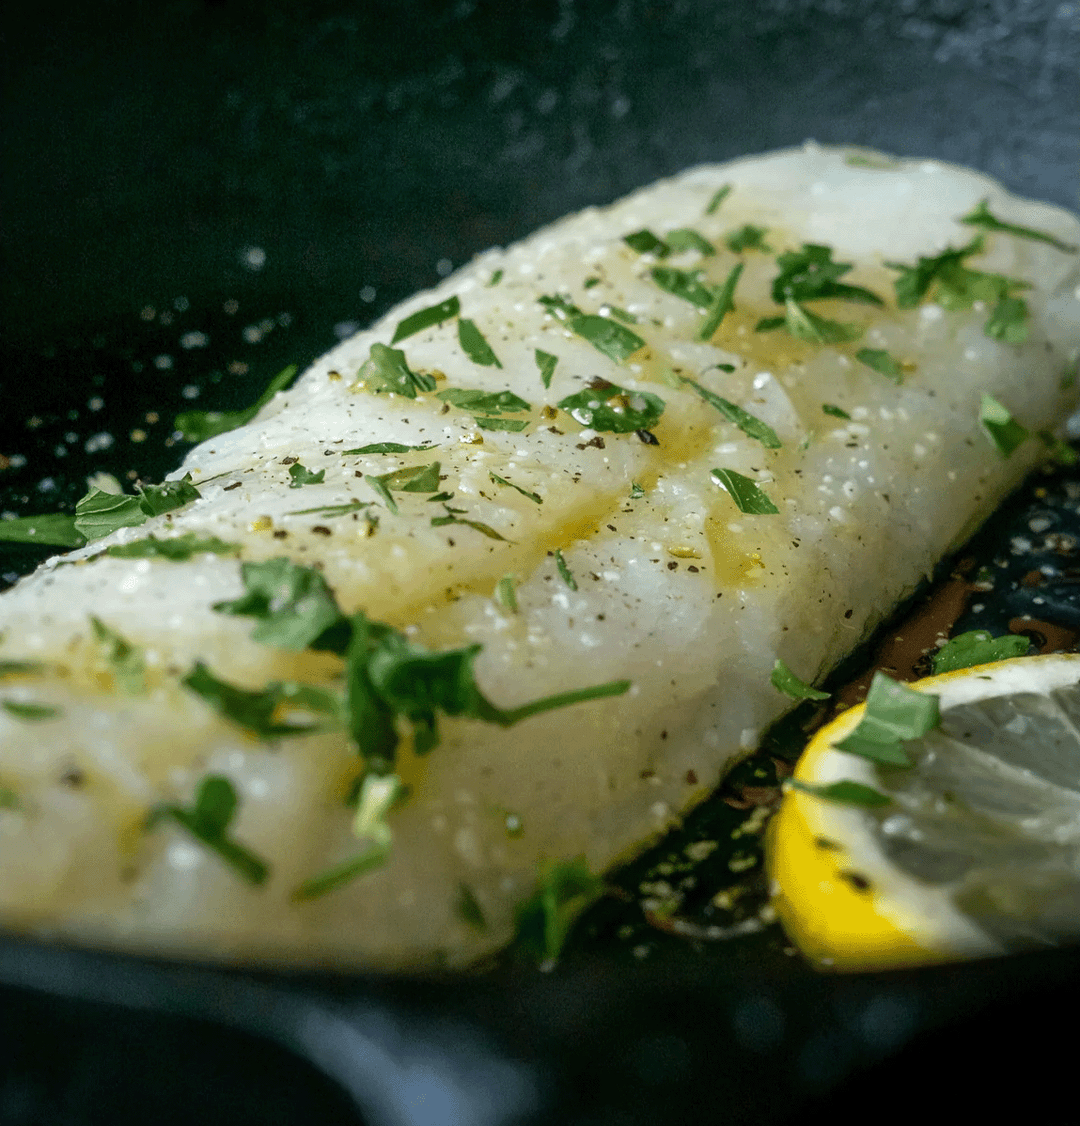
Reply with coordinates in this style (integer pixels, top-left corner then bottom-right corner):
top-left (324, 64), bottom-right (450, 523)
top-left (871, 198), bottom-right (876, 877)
top-left (1, 1), bottom-right (1079, 1122)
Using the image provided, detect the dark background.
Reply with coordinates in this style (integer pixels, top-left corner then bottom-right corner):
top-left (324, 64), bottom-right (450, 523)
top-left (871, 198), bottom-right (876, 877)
top-left (1, 1), bottom-right (1079, 1122)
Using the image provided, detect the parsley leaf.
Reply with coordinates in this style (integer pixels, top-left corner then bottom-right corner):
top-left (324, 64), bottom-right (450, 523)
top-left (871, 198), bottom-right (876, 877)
top-left (73, 489), bottom-right (147, 541)
top-left (212, 557), bottom-right (346, 650)
top-left (175, 365), bottom-right (298, 443)
top-left (0, 513), bottom-right (86, 548)
top-left (537, 294), bottom-right (582, 320)
top-left (390, 296), bottom-right (460, 344)
top-left (984, 296), bottom-right (1030, 344)
top-left (487, 269), bottom-right (504, 287)
top-left (430, 510), bottom-right (510, 540)
top-left (822, 404), bottom-right (850, 419)
top-left (106, 533), bottom-right (240, 561)
top-left (287, 463), bottom-right (326, 488)
top-left (705, 184), bottom-right (732, 215)
top-left (980, 393), bottom-right (1029, 457)
top-left (535, 349), bottom-right (558, 389)
top-left (343, 442), bottom-right (436, 454)
top-left (0, 660), bottom-right (46, 678)
top-left (960, 198), bottom-right (1078, 254)
top-left (1039, 430), bottom-right (1079, 467)
top-left (436, 388), bottom-right (531, 415)
top-left (357, 343), bottom-right (437, 397)
top-left (681, 378), bottom-right (780, 448)
top-left (650, 266), bottom-right (715, 309)
top-left (724, 225), bottom-right (772, 253)
top-left (489, 472), bottom-right (542, 504)
top-left (566, 314), bottom-right (646, 364)
top-left (789, 779), bottom-right (891, 808)
top-left (557, 380), bottom-right (665, 434)
top-left (495, 574), bottom-right (518, 612)
top-left (147, 775), bottom-right (269, 885)
top-left (624, 229), bottom-right (670, 257)
top-left (554, 549), bottom-right (577, 590)
top-left (373, 462), bottom-right (442, 494)
top-left (1, 701), bottom-right (60, 721)
top-left (512, 857), bottom-right (605, 965)
top-left (137, 474), bottom-right (201, 516)
top-left (855, 347), bottom-right (904, 382)
top-left (771, 658), bottom-right (829, 701)
top-left (710, 468), bottom-right (779, 515)
top-left (930, 630), bottom-right (1030, 675)
top-left (835, 672), bottom-right (939, 766)
top-left (665, 228), bottom-right (715, 256)
top-left (457, 883), bottom-right (488, 929)
top-left (771, 244), bottom-right (883, 306)
top-left (458, 318), bottom-right (502, 367)
top-left (697, 262), bottom-right (744, 342)
top-left (183, 662), bottom-right (344, 739)
top-left (757, 299), bottom-right (863, 344)
top-left (90, 616), bottom-right (145, 694)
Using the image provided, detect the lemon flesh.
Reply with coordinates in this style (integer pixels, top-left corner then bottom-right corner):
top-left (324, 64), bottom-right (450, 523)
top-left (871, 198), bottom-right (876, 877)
top-left (770, 654), bottom-right (1080, 971)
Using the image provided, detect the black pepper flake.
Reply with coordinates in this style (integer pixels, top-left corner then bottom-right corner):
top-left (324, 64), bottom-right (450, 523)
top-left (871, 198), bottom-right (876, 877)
top-left (685, 769), bottom-right (698, 784)
top-left (223, 481), bottom-right (242, 491)
top-left (606, 524), bottom-right (617, 532)
top-left (844, 608), bottom-right (853, 619)
top-left (272, 530), bottom-right (288, 539)
top-left (636, 429), bottom-right (659, 445)
top-left (281, 456), bottom-right (298, 465)
top-left (311, 525), bottom-right (332, 536)
top-left (60, 768), bottom-right (86, 788)
top-left (815, 837), bottom-right (842, 851)
top-left (667, 561), bottom-right (678, 570)
top-left (576, 436), bottom-right (606, 450)
top-left (687, 565), bottom-right (699, 573)
top-left (839, 870), bottom-right (872, 892)
top-left (640, 769), bottom-right (656, 780)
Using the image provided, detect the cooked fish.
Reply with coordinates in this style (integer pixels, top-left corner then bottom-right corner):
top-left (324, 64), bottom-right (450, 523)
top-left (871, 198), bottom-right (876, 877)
top-left (1, 143), bottom-right (1078, 968)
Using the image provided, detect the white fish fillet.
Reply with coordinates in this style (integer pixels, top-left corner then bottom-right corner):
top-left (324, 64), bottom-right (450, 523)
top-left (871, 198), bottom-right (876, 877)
top-left (1, 143), bottom-right (1078, 969)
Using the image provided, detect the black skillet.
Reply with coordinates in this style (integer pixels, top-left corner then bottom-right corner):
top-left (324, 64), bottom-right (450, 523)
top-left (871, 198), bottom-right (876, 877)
top-left (2, 1), bottom-right (1079, 1121)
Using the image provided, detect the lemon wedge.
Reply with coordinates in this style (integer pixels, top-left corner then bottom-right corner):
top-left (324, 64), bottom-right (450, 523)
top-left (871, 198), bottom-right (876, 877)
top-left (768, 653), bottom-right (1080, 971)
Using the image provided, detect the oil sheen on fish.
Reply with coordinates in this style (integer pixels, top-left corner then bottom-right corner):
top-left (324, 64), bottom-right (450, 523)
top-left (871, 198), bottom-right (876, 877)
top-left (1, 144), bottom-right (1078, 968)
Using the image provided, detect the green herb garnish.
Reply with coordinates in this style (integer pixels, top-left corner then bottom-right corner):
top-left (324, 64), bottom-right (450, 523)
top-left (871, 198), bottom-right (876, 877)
top-left (789, 779), bottom-right (891, 807)
top-left (357, 343), bottom-right (437, 397)
top-left (822, 404), bottom-right (850, 419)
top-left (538, 294), bottom-right (582, 320)
top-left (624, 229), bottom-right (670, 257)
top-left (90, 616), bottom-right (145, 694)
top-left (136, 474), bottom-right (201, 517)
top-left (724, 225), bottom-right (772, 253)
top-left (980, 393), bottom-right (1029, 457)
top-left (343, 442), bottom-right (436, 454)
top-left (930, 630), bottom-right (1030, 675)
top-left (0, 513), bottom-right (86, 548)
top-left (681, 379), bottom-right (780, 448)
top-left (457, 883), bottom-right (488, 929)
top-left (650, 266), bottom-right (715, 309)
top-left (1, 701), bottom-right (60, 720)
top-left (436, 388), bottom-right (531, 415)
top-left (757, 299), bottom-right (863, 344)
top-left (771, 658), bottom-right (829, 701)
top-left (147, 775), bottom-right (269, 885)
top-left (431, 510), bottom-right (510, 540)
top-left (390, 296), bottom-right (461, 344)
top-left (665, 228), bottom-right (715, 256)
top-left (855, 348), bottom-right (904, 382)
top-left (535, 349), bottom-right (558, 390)
top-left (106, 533), bottom-right (240, 561)
top-left (557, 380), bottom-right (665, 434)
top-left (489, 472), bottom-right (541, 504)
top-left (697, 262), bottom-right (743, 340)
top-left (0, 660), bottom-right (46, 678)
top-left (495, 575), bottom-right (518, 613)
top-left (710, 468), bottom-right (779, 515)
top-left (566, 314), bottom-right (646, 364)
top-left (770, 244), bottom-right (883, 306)
top-left (73, 490), bottom-right (146, 541)
top-left (630, 482), bottom-right (645, 499)
top-left (487, 270), bottom-right (504, 287)
top-left (1039, 430), bottom-right (1079, 467)
top-left (287, 463), bottom-right (325, 488)
top-left (705, 184), bottom-right (732, 215)
top-left (554, 549), bottom-right (577, 590)
top-left (960, 198), bottom-right (1078, 254)
top-left (512, 857), bottom-right (605, 964)
top-left (834, 672), bottom-right (939, 766)
top-left (458, 318), bottom-right (502, 368)
top-left (175, 365), bottom-right (298, 443)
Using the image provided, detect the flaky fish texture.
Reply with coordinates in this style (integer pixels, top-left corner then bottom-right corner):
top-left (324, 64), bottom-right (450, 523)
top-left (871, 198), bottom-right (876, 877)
top-left (1, 144), bottom-right (1078, 968)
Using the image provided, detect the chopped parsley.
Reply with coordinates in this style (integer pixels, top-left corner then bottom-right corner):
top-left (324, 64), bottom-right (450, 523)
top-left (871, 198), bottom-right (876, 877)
top-left (565, 314), bottom-right (646, 364)
top-left (489, 472), bottom-right (541, 504)
top-left (705, 184), bottom-right (732, 215)
top-left (431, 509), bottom-right (510, 540)
top-left (90, 616), bottom-right (145, 694)
top-left (390, 296), bottom-right (461, 344)
top-left (487, 269), bottom-right (504, 287)
top-left (789, 779), bottom-right (891, 808)
top-left (756, 299), bottom-right (863, 345)
top-left (724, 225), bottom-right (772, 254)
top-left (495, 575), bottom-right (518, 613)
top-left (213, 558), bottom-right (346, 651)
top-left (770, 244), bottom-right (883, 306)
top-left (930, 630), bottom-right (1030, 675)
top-left (855, 347), bottom-right (903, 382)
top-left (136, 474), bottom-right (202, 516)
top-left (457, 883), bottom-right (488, 930)
top-left (537, 294), bottom-right (582, 320)
top-left (73, 490), bottom-right (147, 541)
top-left (1039, 430), bottom-right (1079, 467)
top-left (557, 380), bottom-right (665, 434)
top-left (535, 349), bottom-right (558, 389)
top-left (650, 266), bottom-right (715, 310)
top-left (681, 378), bottom-right (780, 448)
top-left (554, 549), bottom-right (577, 590)
top-left (834, 672), bottom-right (939, 766)
top-left (0, 660), bottom-right (45, 678)
top-left (665, 228), bottom-right (715, 256)
top-left (436, 388), bottom-right (531, 415)
top-left (512, 857), bottom-right (605, 965)
top-left (886, 236), bottom-right (1031, 344)
top-left (710, 468), bottom-right (779, 515)
top-left (287, 463), bottom-right (325, 488)
top-left (343, 442), bottom-right (436, 454)
top-left (147, 775), bottom-right (269, 885)
top-left (603, 305), bottom-right (638, 325)
top-left (630, 482), bottom-right (645, 499)
top-left (1, 701), bottom-right (60, 720)
top-left (457, 318), bottom-right (502, 368)
top-left (106, 533), bottom-right (240, 561)
top-left (182, 663), bottom-right (344, 738)
top-left (624, 229), bottom-right (670, 257)
top-left (698, 262), bottom-right (743, 340)
top-left (980, 393), bottom-right (1029, 458)
top-left (960, 198), bottom-right (1078, 254)
top-left (821, 404), bottom-right (850, 419)
top-left (770, 658), bottom-right (829, 701)
top-left (476, 416), bottom-right (529, 432)
top-left (0, 513), bottom-right (85, 548)
top-left (357, 343), bottom-right (437, 397)
top-left (175, 365), bottom-right (298, 443)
